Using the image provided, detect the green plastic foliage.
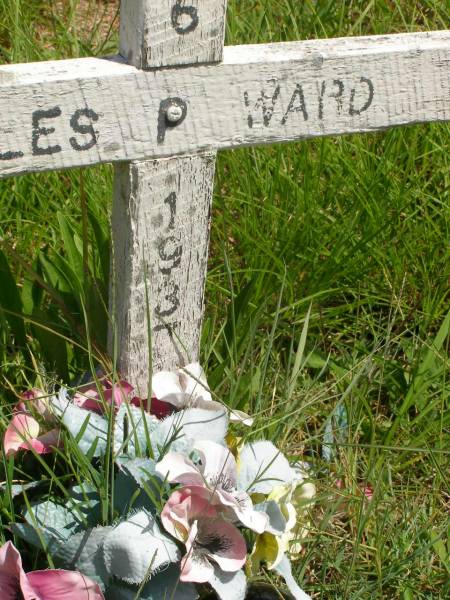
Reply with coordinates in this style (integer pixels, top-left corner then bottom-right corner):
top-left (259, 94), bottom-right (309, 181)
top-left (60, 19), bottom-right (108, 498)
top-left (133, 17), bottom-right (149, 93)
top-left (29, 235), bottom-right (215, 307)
top-left (54, 526), bottom-right (113, 589)
top-left (105, 564), bottom-right (198, 600)
top-left (209, 568), bottom-right (247, 600)
top-left (102, 510), bottom-right (180, 585)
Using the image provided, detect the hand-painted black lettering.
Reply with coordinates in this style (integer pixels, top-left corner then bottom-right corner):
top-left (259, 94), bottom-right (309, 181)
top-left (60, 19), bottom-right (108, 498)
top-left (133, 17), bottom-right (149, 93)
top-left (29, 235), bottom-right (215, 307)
top-left (281, 83), bottom-right (308, 125)
top-left (245, 80), bottom-right (281, 128)
top-left (243, 91), bottom-right (253, 128)
top-left (32, 107), bottom-right (62, 156)
top-left (330, 80), bottom-right (345, 114)
top-left (157, 97), bottom-right (188, 144)
top-left (171, 1), bottom-right (199, 35)
top-left (0, 148), bottom-right (24, 161)
top-left (154, 320), bottom-right (180, 334)
top-left (155, 281), bottom-right (180, 318)
top-left (349, 77), bottom-right (374, 116)
top-left (158, 236), bottom-right (182, 273)
top-left (69, 108), bottom-right (99, 151)
top-left (164, 192), bottom-right (177, 230)
top-left (318, 81), bottom-right (326, 120)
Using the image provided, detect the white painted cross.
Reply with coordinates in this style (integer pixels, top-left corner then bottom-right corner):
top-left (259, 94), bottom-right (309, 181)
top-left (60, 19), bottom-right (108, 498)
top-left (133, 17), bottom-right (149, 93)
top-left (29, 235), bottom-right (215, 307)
top-left (0, 1), bottom-right (449, 393)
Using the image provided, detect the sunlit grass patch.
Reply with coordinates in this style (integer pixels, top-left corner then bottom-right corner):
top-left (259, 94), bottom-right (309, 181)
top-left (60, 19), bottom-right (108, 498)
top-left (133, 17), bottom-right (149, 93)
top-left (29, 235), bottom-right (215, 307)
top-left (0, 1), bottom-right (449, 598)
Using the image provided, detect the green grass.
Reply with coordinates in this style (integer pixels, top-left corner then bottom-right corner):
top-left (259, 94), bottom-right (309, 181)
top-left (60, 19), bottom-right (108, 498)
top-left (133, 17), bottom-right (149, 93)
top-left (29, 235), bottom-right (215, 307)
top-left (0, 1), bottom-right (449, 598)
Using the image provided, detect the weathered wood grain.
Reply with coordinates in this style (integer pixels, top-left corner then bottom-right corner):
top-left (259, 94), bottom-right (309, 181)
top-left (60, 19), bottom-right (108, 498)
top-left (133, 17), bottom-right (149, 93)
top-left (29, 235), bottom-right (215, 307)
top-left (109, 0), bottom-right (225, 389)
top-left (120, 0), bottom-right (228, 68)
top-left (110, 155), bottom-right (215, 391)
top-left (0, 31), bottom-right (449, 178)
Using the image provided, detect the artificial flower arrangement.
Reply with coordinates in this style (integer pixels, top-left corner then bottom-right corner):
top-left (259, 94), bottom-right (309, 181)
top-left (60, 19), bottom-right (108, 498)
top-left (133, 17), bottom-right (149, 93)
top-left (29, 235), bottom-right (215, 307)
top-left (1, 363), bottom-right (315, 600)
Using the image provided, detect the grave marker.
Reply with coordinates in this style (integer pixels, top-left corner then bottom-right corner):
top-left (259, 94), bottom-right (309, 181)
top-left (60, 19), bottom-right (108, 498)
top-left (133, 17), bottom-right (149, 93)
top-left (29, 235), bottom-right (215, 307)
top-left (0, 2), bottom-right (448, 391)
top-left (109, 0), bottom-right (227, 391)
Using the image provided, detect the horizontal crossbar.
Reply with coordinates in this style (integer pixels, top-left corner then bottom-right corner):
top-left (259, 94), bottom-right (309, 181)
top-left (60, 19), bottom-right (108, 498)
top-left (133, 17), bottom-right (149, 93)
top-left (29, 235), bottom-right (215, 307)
top-left (0, 31), bottom-right (449, 178)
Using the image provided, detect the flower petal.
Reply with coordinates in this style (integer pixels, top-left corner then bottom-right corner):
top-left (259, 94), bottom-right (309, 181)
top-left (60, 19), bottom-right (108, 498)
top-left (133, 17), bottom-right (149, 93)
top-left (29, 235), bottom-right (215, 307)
top-left (199, 518), bottom-right (247, 573)
top-left (255, 500), bottom-right (288, 535)
top-left (3, 413), bottom-right (41, 456)
top-left (17, 388), bottom-right (53, 421)
top-left (294, 482), bottom-right (316, 506)
top-left (194, 440), bottom-right (237, 489)
top-left (152, 371), bottom-right (185, 407)
top-left (249, 532), bottom-right (280, 573)
top-left (274, 554), bottom-right (312, 600)
top-left (104, 380), bottom-right (133, 410)
top-left (180, 519), bottom-right (214, 583)
top-left (130, 396), bottom-right (175, 419)
top-left (180, 551), bottom-right (214, 583)
top-left (27, 569), bottom-right (104, 600)
top-left (178, 363), bottom-right (212, 403)
top-left (218, 490), bottom-right (268, 534)
top-left (0, 542), bottom-right (22, 599)
top-left (161, 487), bottom-right (218, 541)
top-left (73, 389), bottom-right (103, 413)
top-left (156, 452), bottom-right (204, 487)
top-left (29, 428), bottom-right (61, 454)
top-left (237, 441), bottom-right (295, 494)
top-left (228, 409), bottom-right (253, 426)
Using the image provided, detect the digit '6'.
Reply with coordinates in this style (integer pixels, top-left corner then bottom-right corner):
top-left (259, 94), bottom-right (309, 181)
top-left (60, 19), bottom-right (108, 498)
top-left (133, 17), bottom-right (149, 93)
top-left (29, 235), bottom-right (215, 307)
top-left (171, 1), bottom-right (199, 34)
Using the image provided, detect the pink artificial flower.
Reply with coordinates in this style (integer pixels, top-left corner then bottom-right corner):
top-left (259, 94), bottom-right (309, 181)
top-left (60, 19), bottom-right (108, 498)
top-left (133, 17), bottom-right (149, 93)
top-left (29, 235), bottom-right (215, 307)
top-left (0, 541), bottom-right (104, 599)
top-left (362, 484), bottom-right (373, 501)
top-left (2, 387), bottom-right (60, 457)
top-left (16, 388), bottom-right (53, 421)
top-left (157, 440), bottom-right (267, 533)
top-left (73, 378), bottom-right (175, 420)
top-left (73, 379), bottom-right (135, 413)
top-left (3, 412), bottom-right (60, 457)
top-left (152, 363), bottom-right (253, 425)
top-left (161, 486), bottom-right (247, 583)
top-left (129, 396), bottom-right (175, 419)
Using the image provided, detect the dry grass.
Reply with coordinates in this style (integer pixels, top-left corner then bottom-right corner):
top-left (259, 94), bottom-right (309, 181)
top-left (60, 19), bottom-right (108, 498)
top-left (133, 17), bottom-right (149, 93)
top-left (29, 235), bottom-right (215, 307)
top-left (34, 0), bottom-right (119, 54)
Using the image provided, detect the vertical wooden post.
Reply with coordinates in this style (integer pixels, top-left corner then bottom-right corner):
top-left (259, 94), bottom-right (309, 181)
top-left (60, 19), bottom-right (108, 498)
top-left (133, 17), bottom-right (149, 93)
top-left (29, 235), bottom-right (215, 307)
top-left (109, 0), bottom-right (228, 393)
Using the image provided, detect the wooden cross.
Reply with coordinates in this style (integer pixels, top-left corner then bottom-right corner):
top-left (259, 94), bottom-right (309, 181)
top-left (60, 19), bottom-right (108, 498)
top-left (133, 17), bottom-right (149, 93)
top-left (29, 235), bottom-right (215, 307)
top-left (0, 1), bottom-right (449, 393)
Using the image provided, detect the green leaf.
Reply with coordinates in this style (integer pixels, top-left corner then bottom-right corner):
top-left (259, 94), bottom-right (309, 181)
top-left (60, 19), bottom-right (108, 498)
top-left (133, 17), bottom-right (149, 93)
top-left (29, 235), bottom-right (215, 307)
top-left (11, 522), bottom-right (62, 553)
top-left (0, 248), bottom-right (26, 346)
top-left (115, 457), bottom-right (158, 487)
top-left (56, 400), bottom-right (227, 461)
top-left (115, 404), bottom-right (159, 457)
top-left (287, 303), bottom-right (311, 400)
top-left (57, 212), bottom-right (83, 281)
top-left (0, 480), bottom-right (42, 499)
top-left (105, 564), bottom-right (198, 600)
top-left (113, 459), bottom-right (161, 516)
top-left (155, 407), bottom-right (228, 458)
top-left (209, 568), bottom-right (247, 600)
top-left (39, 253), bottom-right (73, 295)
top-left (53, 400), bottom-right (108, 457)
top-left (70, 484), bottom-right (102, 524)
top-left (24, 499), bottom-right (86, 540)
top-left (21, 258), bottom-right (44, 315)
top-left (54, 526), bottom-right (113, 589)
top-left (429, 529), bottom-right (450, 574)
top-left (32, 309), bottom-right (68, 380)
top-left (102, 510), bottom-right (180, 585)
top-left (88, 207), bottom-right (110, 290)
top-left (405, 309), bottom-right (450, 408)
top-left (384, 309), bottom-right (450, 444)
